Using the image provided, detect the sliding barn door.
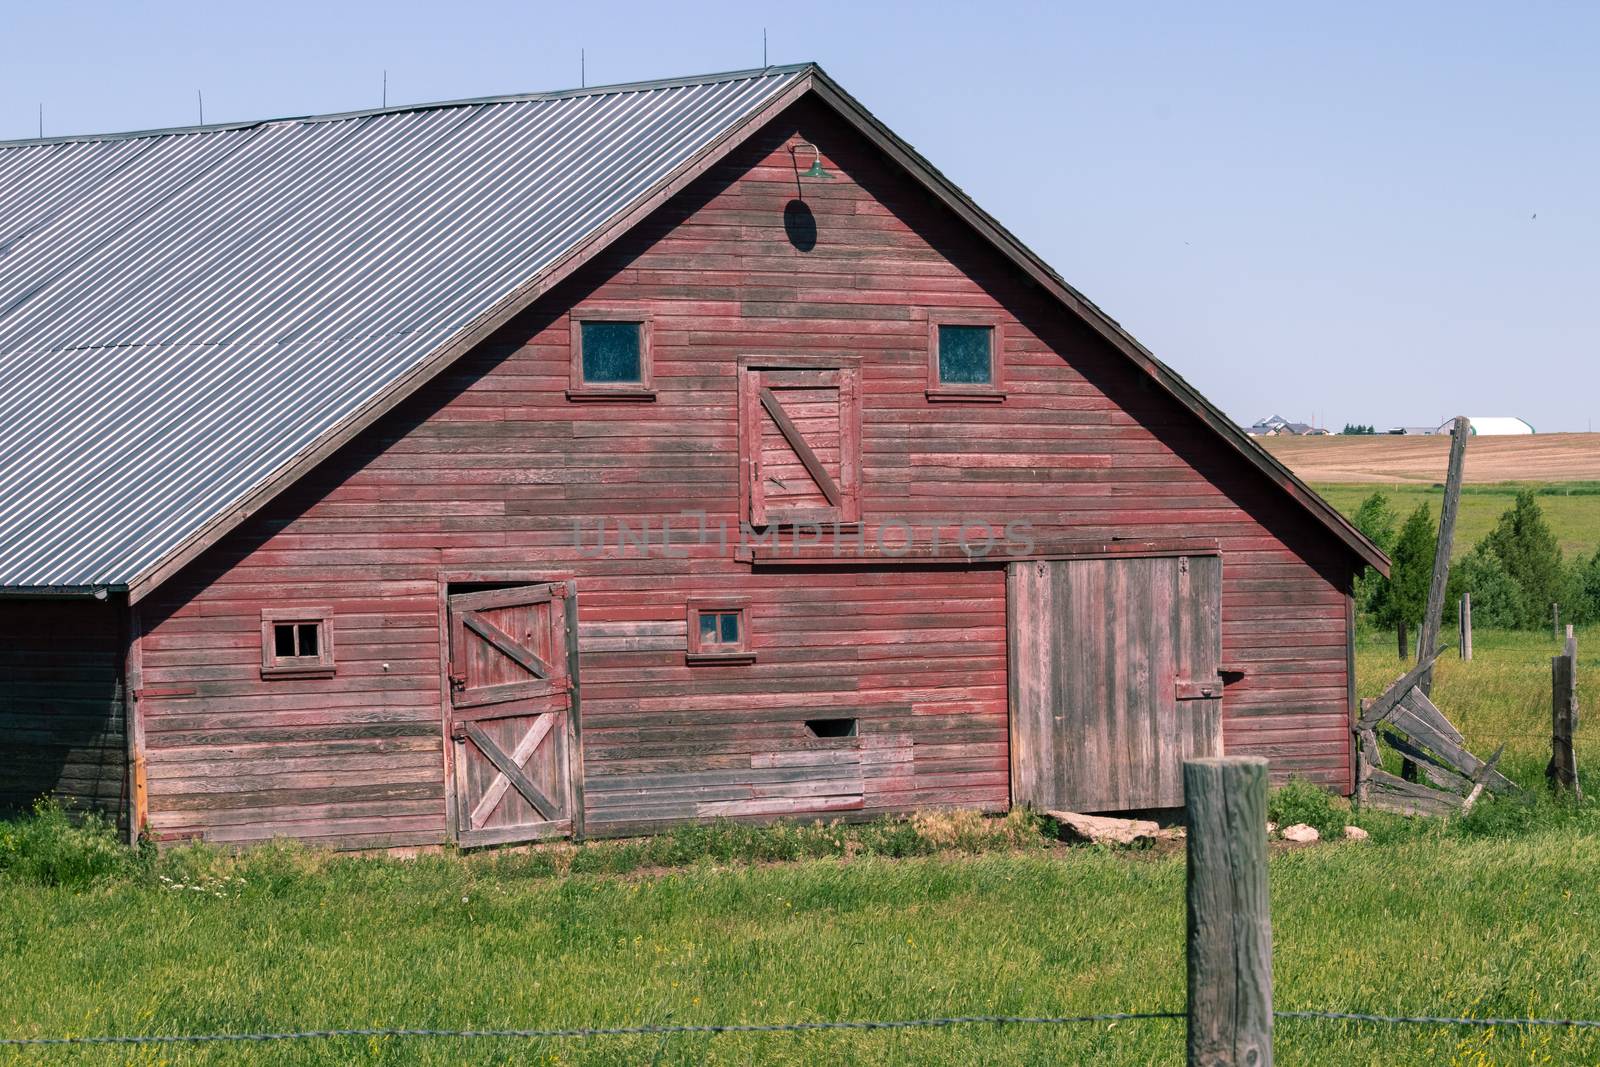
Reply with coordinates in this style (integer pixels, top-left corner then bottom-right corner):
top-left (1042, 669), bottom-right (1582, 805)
top-left (446, 583), bottom-right (576, 846)
top-left (1008, 554), bottom-right (1223, 812)
top-left (738, 364), bottom-right (861, 526)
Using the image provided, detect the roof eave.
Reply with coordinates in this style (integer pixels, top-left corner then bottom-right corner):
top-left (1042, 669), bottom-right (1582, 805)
top-left (0, 584), bottom-right (124, 599)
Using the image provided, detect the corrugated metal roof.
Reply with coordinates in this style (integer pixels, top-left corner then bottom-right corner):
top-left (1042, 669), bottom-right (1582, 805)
top-left (0, 65), bottom-right (809, 590)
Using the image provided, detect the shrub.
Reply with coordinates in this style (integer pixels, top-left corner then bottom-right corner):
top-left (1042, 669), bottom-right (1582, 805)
top-left (1267, 778), bottom-right (1345, 840)
top-left (1446, 545), bottom-right (1524, 630)
top-left (1563, 550), bottom-right (1600, 626)
top-left (0, 800), bottom-right (135, 887)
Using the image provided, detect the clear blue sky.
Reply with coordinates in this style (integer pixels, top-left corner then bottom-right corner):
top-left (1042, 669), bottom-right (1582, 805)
top-left (6, 1), bottom-right (1595, 431)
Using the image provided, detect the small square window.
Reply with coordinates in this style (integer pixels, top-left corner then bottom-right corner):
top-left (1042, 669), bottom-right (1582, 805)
top-left (581, 321), bottom-right (642, 383)
top-left (938, 325), bottom-right (992, 385)
top-left (261, 609), bottom-right (335, 678)
top-left (686, 600), bottom-right (753, 664)
top-left (927, 314), bottom-right (1006, 401)
top-left (569, 308), bottom-right (655, 399)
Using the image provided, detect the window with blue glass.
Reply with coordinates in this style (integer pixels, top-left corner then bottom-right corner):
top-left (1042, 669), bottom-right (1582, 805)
top-left (928, 315), bottom-right (1005, 399)
top-left (686, 601), bottom-right (753, 663)
top-left (581, 322), bottom-right (642, 382)
top-left (938, 325), bottom-right (993, 385)
top-left (569, 309), bottom-right (654, 397)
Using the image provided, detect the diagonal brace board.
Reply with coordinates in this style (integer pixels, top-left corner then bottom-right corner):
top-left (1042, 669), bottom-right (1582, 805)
top-left (758, 386), bottom-right (842, 507)
top-left (468, 713), bottom-right (557, 829)
top-left (461, 721), bottom-right (559, 821)
top-left (463, 611), bottom-right (555, 680)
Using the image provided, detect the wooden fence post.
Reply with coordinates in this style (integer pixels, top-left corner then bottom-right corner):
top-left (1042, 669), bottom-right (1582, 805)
top-left (1568, 629), bottom-right (1579, 731)
top-left (1459, 594), bottom-right (1472, 661)
top-left (1548, 643), bottom-right (1581, 800)
top-left (1185, 756), bottom-right (1273, 1067)
top-left (1397, 619), bottom-right (1408, 663)
top-left (1419, 416), bottom-right (1468, 694)
top-left (1554, 603), bottom-right (1561, 642)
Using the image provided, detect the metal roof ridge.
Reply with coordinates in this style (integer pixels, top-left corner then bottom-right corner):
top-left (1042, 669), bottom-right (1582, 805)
top-left (0, 62), bottom-right (818, 150)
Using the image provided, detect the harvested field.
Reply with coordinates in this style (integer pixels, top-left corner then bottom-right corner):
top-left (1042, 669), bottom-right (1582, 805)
top-left (1262, 431), bottom-right (1600, 484)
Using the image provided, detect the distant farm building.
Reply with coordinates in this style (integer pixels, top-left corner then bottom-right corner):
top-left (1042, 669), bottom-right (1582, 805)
top-left (1247, 415), bottom-right (1325, 437)
top-left (1445, 417), bottom-right (1536, 436)
top-left (0, 65), bottom-right (1386, 849)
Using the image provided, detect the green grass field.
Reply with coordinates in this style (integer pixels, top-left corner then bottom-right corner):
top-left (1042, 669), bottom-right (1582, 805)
top-left (4, 629), bottom-right (1600, 1065)
top-left (1315, 482), bottom-right (1600, 562)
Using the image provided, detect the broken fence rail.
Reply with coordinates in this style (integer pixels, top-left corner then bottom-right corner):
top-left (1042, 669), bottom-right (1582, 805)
top-left (7, 1010), bottom-right (1600, 1048)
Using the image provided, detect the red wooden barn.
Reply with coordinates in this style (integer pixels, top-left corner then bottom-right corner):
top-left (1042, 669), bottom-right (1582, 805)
top-left (0, 65), bottom-right (1386, 849)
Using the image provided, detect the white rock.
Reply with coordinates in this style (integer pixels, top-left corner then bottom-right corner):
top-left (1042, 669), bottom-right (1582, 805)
top-left (1280, 823), bottom-right (1320, 843)
top-left (1342, 825), bottom-right (1369, 841)
top-left (1048, 811), bottom-right (1161, 846)
top-left (1266, 822), bottom-right (1278, 835)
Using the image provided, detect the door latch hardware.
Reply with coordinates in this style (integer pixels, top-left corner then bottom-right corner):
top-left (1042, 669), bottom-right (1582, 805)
top-left (1175, 676), bottom-right (1224, 700)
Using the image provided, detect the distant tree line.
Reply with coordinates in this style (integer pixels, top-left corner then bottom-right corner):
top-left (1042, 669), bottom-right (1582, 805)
top-left (1353, 489), bottom-right (1600, 636)
top-left (1340, 424), bottom-right (1377, 435)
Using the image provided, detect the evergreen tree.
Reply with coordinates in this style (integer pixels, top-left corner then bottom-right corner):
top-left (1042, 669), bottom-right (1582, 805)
top-left (1351, 492), bottom-right (1398, 619)
top-left (1381, 503), bottom-right (1436, 634)
top-left (1481, 490), bottom-right (1564, 628)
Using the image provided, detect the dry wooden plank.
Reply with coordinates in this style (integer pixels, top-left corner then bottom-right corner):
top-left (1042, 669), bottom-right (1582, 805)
top-left (1363, 769), bottom-right (1461, 817)
top-left (1377, 729), bottom-right (1473, 795)
top-left (1461, 744), bottom-right (1504, 815)
top-left (1358, 656), bottom-right (1443, 729)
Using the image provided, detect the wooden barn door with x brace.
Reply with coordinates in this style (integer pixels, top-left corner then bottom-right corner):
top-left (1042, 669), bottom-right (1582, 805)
top-left (738, 362), bottom-right (862, 527)
top-left (446, 582), bottom-right (578, 846)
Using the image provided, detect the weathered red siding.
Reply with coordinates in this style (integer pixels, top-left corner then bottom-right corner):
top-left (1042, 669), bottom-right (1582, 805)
top-left (134, 97), bottom-right (1358, 848)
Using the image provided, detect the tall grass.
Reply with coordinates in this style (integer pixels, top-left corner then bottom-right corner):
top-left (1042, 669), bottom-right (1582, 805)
top-left (2, 629), bottom-right (1599, 1064)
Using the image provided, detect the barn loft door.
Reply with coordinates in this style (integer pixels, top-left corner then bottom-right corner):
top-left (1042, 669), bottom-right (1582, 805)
top-left (1008, 554), bottom-right (1223, 812)
top-left (738, 365), bottom-right (861, 526)
top-left (446, 583), bottom-right (576, 846)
